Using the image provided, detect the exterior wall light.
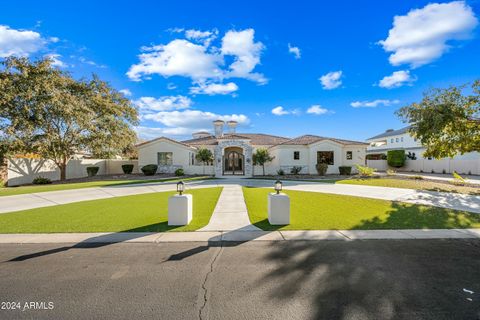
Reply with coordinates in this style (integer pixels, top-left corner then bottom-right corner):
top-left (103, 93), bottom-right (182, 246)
top-left (274, 180), bottom-right (282, 194)
top-left (177, 181), bottom-right (185, 195)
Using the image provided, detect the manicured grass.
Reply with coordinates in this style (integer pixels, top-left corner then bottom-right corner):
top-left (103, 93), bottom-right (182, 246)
top-left (0, 187), bottom-right (222, 233)
top-left (334, 178), bottom-right (480, 195)
top-left (0, 176), bottom-right (212, 197)
top-left (243, 187), bottom-right (480, 230)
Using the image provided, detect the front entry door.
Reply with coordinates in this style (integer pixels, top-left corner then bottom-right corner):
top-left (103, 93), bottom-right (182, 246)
top-left (224, 151), bottom-right (244, 175)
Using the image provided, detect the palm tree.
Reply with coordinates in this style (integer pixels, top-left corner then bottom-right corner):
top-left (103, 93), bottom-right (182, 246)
top-left (195, 147), bottom-right (214, 175)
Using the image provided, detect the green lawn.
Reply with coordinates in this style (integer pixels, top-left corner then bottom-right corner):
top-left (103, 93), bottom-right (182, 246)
top-left (0, 187), bottom-right (222, 233)
top-left (0, 176), bottom-right (212, 197)
top-left (243, 187), bottom-right (480, 230)
top-left (334, 178), bottom-right (480, 195)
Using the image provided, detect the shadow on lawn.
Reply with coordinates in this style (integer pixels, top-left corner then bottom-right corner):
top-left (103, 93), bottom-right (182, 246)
top-left (353, 202), bottom-right (480, 230)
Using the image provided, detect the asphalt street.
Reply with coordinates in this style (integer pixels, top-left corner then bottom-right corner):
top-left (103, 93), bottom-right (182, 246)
top-left (0, 240), bottom-right (479, 320)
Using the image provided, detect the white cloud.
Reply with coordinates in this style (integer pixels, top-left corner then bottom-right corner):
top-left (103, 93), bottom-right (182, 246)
top-left (378, 70), bottom-right (416, 88)
top-left (319, 71), bottom-right (343, 90)
top-left (44, 53), bottom-right (67, 68)
top-left (167, 83), bottom-right (177, 90)
top-left (271, 106), bottom-right (290, 116)
top-left (307, 105), bottom-right (330, 115)
top-left (135, 126), bottom-right (193, 139)
top-left (0, 25), bottom-right (46, 57)
top-left (140, 110), bottom-right (249, 138)
top-left (288, 43), bottom-right (301, 59)
top-left (119, 89), bottom-right (132, 97)
top-left (190, 82), bottom-right (238, 95)
top-left (379, 1), bottom-right (478, 68)
top-left (134, 95), bottom-right (192, 112)
top-left (127, 28), bottom-right (266, 88)
top-left (350, 99), bottom-right (400, 108)
top-left (185, 28), bottom-right (218, 46)
top-left (221, 29), bottom-right (266, 84)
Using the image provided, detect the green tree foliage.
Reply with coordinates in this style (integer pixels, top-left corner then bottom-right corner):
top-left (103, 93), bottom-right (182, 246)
top-left (387, 150), bottom-right (405, 168)
top-left (396, 80), bottom-right (480, 159)
top-left (195, 147), bottom-right (213, 174)
top-left (253, 148), bottom-right (274, 176)
top-left (0, 57), bottom-right (138, 180)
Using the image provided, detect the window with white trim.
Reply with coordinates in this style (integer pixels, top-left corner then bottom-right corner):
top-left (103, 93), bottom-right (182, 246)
top-left (157, 152), bottom-right (173, 165)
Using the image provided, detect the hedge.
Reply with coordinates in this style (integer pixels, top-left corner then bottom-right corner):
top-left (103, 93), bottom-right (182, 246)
top-left (387, 150), bottom-right (405, 168)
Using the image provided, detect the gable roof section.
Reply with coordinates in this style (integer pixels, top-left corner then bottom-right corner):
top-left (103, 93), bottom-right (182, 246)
top-left (135, 136), bottom-right (195, 149)
top-left (276, 135), bottom-right (368, 146)
top-left (367, 127), bottom-right (410, 140)
top-left (181, 133), bottom-right (289, 146)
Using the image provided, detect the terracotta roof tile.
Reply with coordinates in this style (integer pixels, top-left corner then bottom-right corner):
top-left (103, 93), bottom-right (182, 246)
top-left (277, 135), bottom-right (368, 146)
top-left (181, 133), bottom-right (290, 146)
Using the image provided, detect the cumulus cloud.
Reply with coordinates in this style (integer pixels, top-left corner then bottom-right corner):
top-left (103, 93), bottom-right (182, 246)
top-left (271, 106), bottom-right (290, 116)
top-left (378, 70), bottom-right (416, 88)
top-left (288, 43), bottom-right (301, 59)
top-left (319, 71), bottom-right (343, 90)
top-left (185, 28), bottom-right (218, 46)
top-left (379, 1), bottom-right (478, 68)
top-left (44, 53), bottom-right (67, 68)
top-left (119, 89), bottom-right (132, 97)
top-left (134, 95), bottom-right (193, 112)
top-left (127, 28), bottom-right (266, 89)
top-left (350, 99), bottom-right (400, 108)
top-left (190, 82), bottom-right (238, 95)
top-left (306, 105), bottom-right (330, 115)
top-left (0, 25), bottom-right (46, 57)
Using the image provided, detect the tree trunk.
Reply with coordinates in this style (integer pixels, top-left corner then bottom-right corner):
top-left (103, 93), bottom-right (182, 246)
top-left (203, 163), bottom-right (205, 175)
top-left (262, 164), bottom-right (265, 176)
top-left (59, 159), bottom-right (67, 181)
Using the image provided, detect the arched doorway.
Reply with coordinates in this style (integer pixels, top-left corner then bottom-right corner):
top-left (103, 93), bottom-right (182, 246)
top-left (223, 147), bottom-right (244, 175)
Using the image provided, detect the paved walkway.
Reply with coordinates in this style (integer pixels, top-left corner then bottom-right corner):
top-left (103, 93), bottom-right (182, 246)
top-left (1, 178), bottom-right (480, 214)
top-left (0, 229), bottom-right (479, 243)
top-left (199, 185), bottom-right (260, 231)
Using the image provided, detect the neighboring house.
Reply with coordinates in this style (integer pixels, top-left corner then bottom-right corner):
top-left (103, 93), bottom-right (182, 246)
top-left (366, 127), bottom-right (480, 174)
top-left (136, 120), bottom-right (367, 177)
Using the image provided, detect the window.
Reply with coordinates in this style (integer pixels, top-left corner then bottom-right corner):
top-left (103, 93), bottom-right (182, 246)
top-left (191, 153), bottom-right (195, 165)
top-left (346, 151), bottom-right (352, 160)
top-left (391, 138), bottom-right (394, 143)
top-left (157, 152), bottom-right (173, 165)
top-left (396, 138), bottom-right (399, 142)
top-left (317, 151), bottom-right (334, 165)
top-left (293, 151), bottom-right (300, 160)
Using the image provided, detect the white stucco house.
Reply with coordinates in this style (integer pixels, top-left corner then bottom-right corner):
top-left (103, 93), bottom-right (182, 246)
top-left (136, 120), bottom-right (368, 177)
top-left (366, 127), bottom-right (480, 174)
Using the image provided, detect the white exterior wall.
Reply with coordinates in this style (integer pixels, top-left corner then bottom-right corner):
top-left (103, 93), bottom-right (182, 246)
top-left (138, 140), bottom-right (193, 174)
top-left (7, 158), bottom-right (139, 186)
top-left (367, 158), bottom-right (480, 175)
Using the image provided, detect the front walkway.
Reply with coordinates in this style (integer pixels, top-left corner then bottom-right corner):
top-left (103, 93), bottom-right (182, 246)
top-left (1, 178), bottom-right (480, 214)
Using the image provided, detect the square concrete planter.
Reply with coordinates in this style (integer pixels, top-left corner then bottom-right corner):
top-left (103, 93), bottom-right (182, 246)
top-left (168, 194), bottom-right (192, 226)
top-left (268, 193), bottom-right (290, 225)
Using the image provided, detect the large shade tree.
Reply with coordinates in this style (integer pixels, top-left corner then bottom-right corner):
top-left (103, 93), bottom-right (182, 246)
top-left (0, 57), bottom-right (139, 180)
top-left (396, 80), bottom-right (480, 159)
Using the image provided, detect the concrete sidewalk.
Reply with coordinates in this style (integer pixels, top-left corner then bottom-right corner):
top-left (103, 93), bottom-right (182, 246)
top-left (0, 229), bottom-right (479, 243)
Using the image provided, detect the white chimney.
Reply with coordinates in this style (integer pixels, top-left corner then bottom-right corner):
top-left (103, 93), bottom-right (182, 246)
top-left (213, 120), bottom-right (225, 138)
top-left (227, 120), bottom-right (238, 134)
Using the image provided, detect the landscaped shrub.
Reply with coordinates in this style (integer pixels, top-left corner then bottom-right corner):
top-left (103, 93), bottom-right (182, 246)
top-left (277, 169), bottom-right (285, 176)
top-left (86, 166), bottom-right (99, 177)
top-left (290, 166), bottom-right (302, 175)
top-left (408, 175), bottom-right (424, 180)
top-left (355, 164), bottom-right (376, 177)
top-left (175, 168), bottom-right (184, 176)
top-left (141, 164), bottom-right (158, 176)
top-left (452, 171), bottom-right (466, 186)
top-left (121, 164), bottom-right (134, 174)
top-left (386, 169), bottom-right (396, 176)
top-left (32, 176), bottom-right (52, 185)
top-left (315, 163), bottom-right (328, 176)
top-left (338, 166), bottom-right (352, 175)
top-left (387, 150), bottom-right (405, 168)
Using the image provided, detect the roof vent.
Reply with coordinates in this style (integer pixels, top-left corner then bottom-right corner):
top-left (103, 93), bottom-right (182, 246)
top-left (386, 129), bottom-right (394, 132)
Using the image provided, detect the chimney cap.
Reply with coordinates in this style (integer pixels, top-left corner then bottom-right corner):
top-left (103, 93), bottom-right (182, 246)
top-left (213, 120), bottom-right (225, 124)
top-left (227, 120), bottom-right (238, 124)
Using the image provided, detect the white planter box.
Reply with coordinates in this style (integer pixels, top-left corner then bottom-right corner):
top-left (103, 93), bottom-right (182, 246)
top-left (268, 193), bottom-right (290, 225)
top-left (168, 194), bottom-right (192, 226)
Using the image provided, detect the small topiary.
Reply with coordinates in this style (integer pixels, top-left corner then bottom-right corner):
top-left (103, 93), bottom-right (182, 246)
top-left (355, 164), bottom-right (376, 177)
top-left (338, 166), bottom-right (352, 175)
top-left (32, 176), bottom-right (52, 185)
top-left (315, 163), bottom-right (328, 176)
top-left (121, 164), bottom-right (134, 174)
top-left (175, 168), bottom-right (184, 176)
top-left (290, 166), bottom-right (302, 175)
top-left (141, 164), bottom-right (158, 176)
top-left (387, 150), bottom-right (405, 168)
top-left (276, 169), bottom-right (285, 176)
top-left (86, 166), bottom-right (99, 177)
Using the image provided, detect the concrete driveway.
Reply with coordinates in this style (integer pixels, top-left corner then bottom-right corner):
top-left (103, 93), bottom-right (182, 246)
top-left (0, 240), bottom-right (479, 319)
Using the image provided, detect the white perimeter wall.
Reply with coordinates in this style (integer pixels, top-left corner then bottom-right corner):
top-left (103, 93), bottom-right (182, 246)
top-left (7, 158), bottom-right (139, 186)
top-left (367, 159), bottom-right (480, 175)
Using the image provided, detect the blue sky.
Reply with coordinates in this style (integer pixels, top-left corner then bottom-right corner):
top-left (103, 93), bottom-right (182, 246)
top-left (1, 0), bottom-right (479, 141)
